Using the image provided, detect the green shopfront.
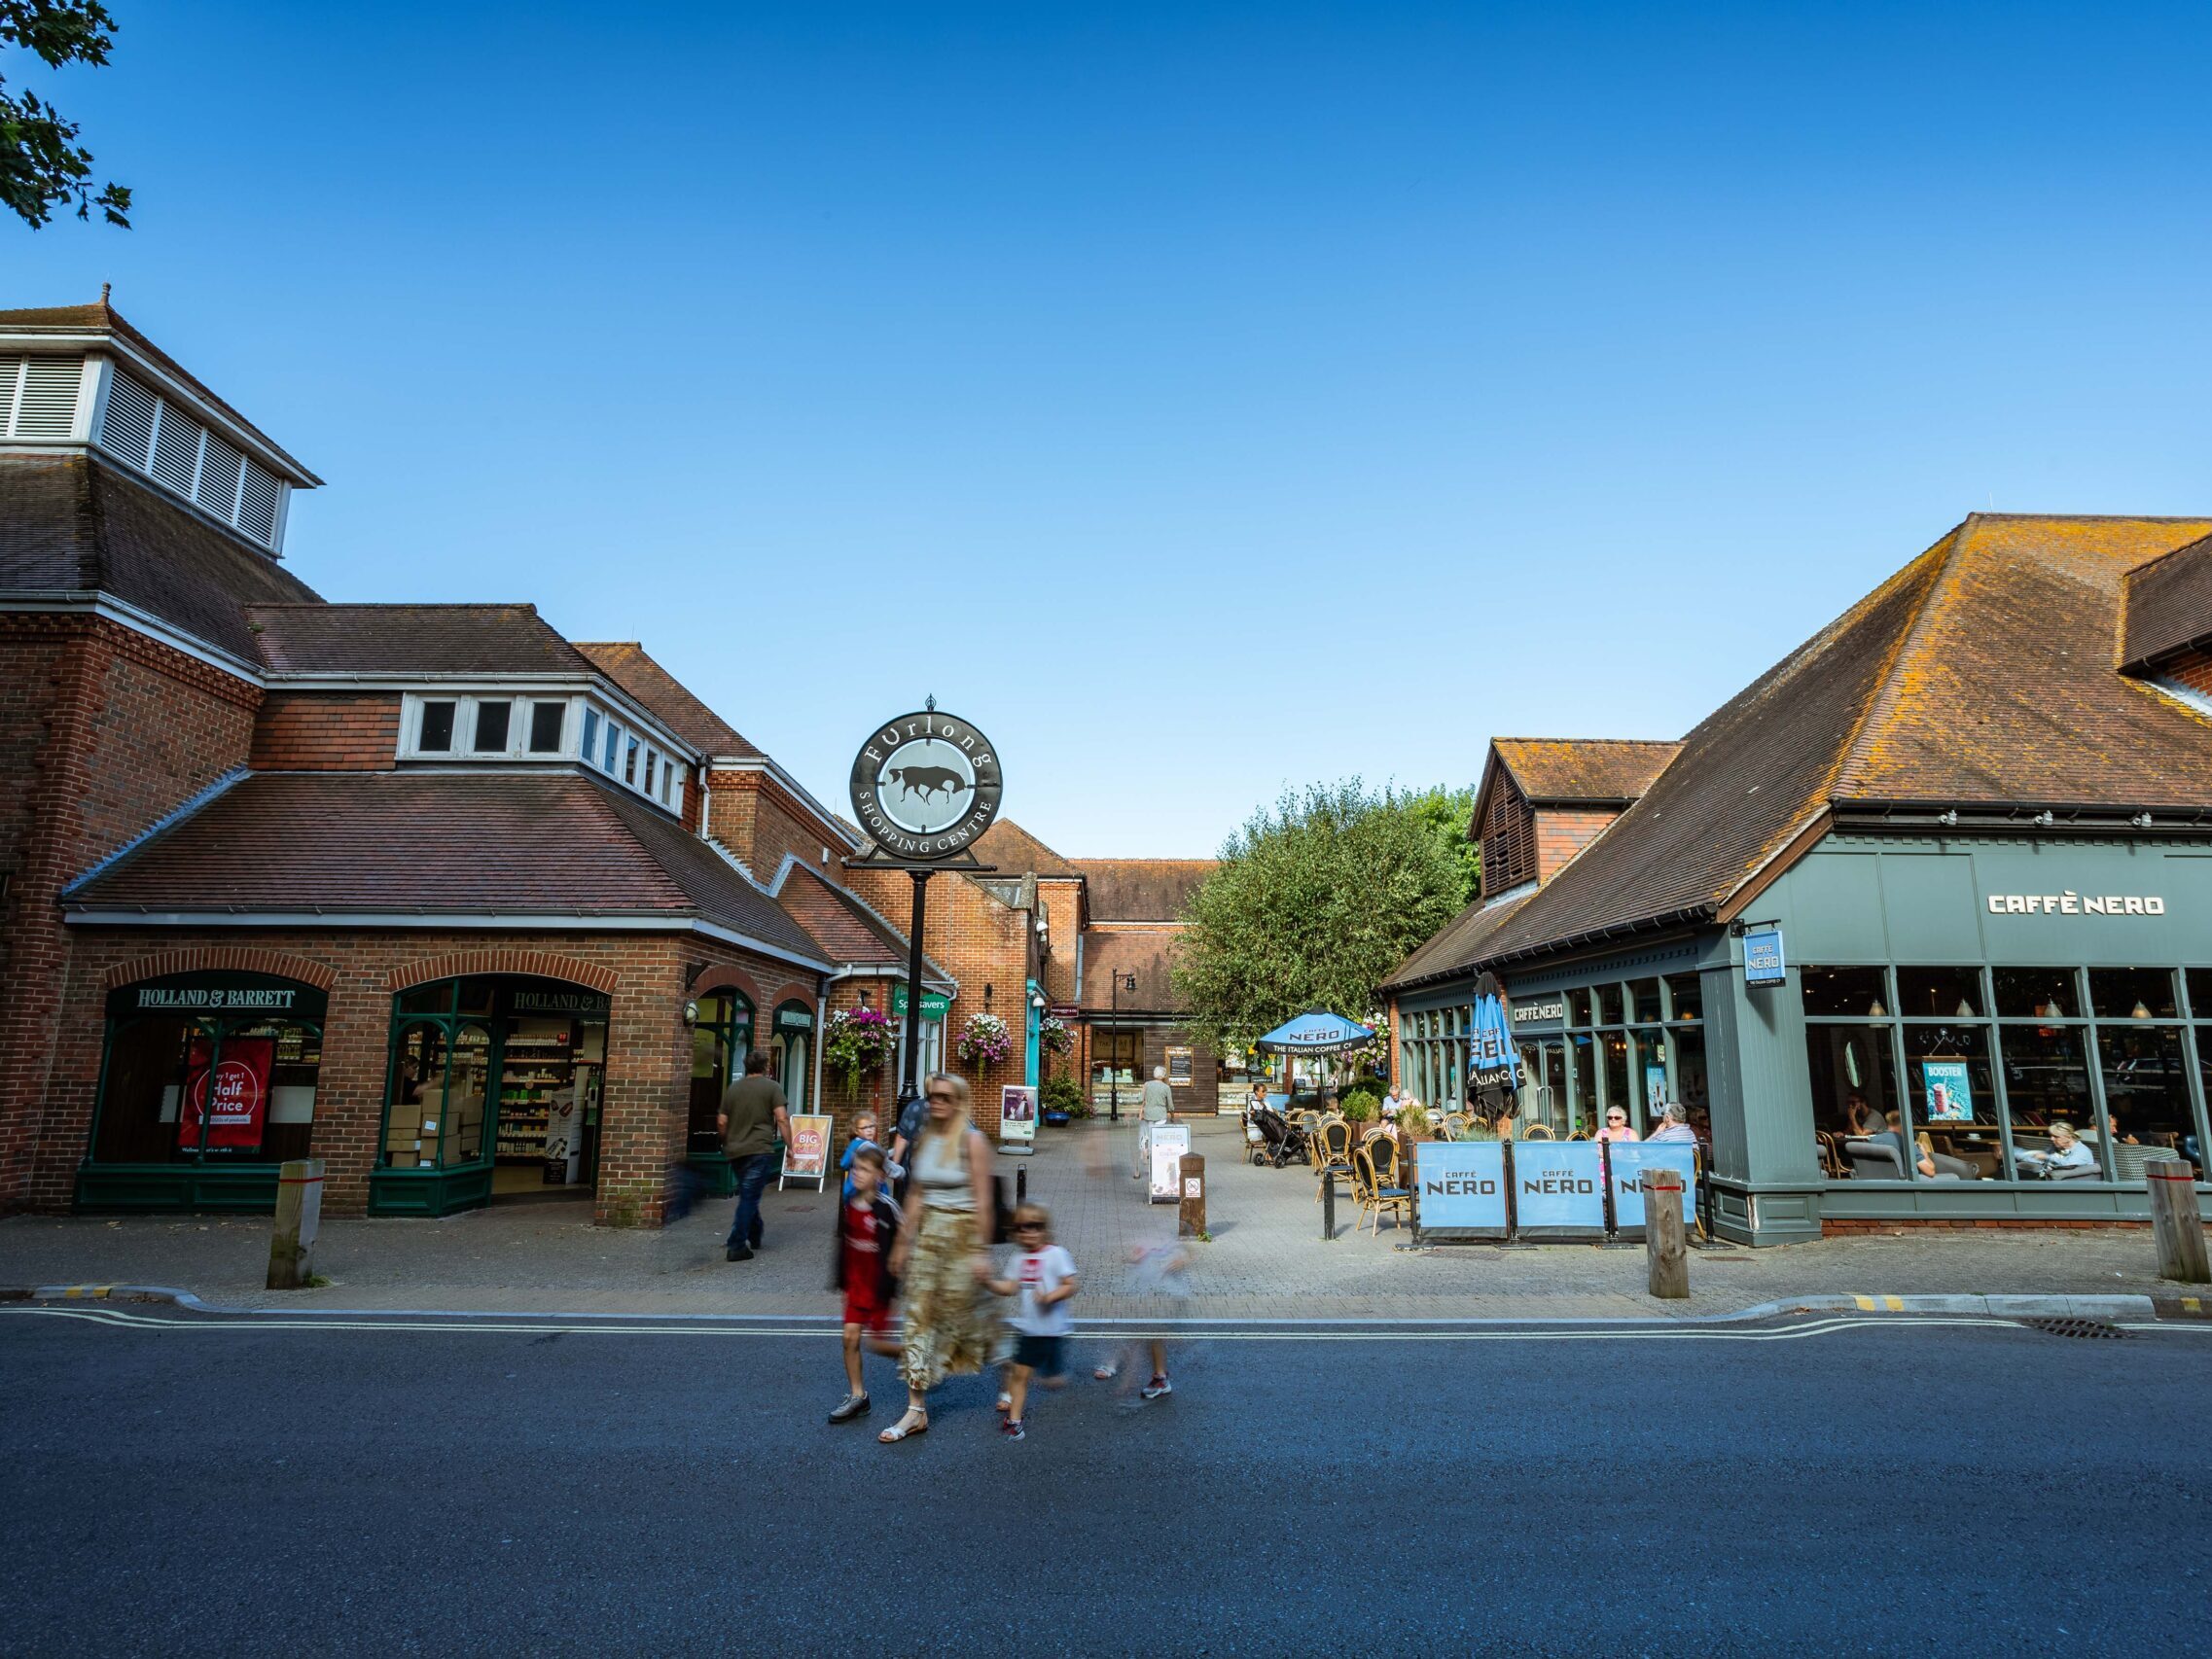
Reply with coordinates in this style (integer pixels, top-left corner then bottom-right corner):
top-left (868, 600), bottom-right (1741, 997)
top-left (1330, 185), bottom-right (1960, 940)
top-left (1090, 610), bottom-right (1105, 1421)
top-left (1450, 833), bottom-right (2212, 1246)
top-left (80, 971), bottom-right (328, 1213)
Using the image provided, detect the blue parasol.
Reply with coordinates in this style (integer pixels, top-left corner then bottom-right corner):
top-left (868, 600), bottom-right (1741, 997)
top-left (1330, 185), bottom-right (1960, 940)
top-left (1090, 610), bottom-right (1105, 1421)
top-left (1256, 1009), bottom-right (1376, 1052)
top-left (1466, 971), bottom-right (1519, 1106)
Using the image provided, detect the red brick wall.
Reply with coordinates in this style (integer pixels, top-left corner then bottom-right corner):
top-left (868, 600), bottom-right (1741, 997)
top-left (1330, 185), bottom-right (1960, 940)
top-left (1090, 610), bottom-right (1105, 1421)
top-left (848, 865), bottom-right (1031, 1129)
top-left (0, 616), bottom-right (262, 1212)
top-left (707, 770), bottom-right (849, 887)
top-left (39, 928), bottom-right (821, 1223)
top-left (2168, 647), bottom-right (2212, 695)
top-left (1534, 807), bottom-right (1620, 882)
top-left (1036, 874), bottom-right (1084, 1006)
top-left (248, 692), bottom-right (400, 770)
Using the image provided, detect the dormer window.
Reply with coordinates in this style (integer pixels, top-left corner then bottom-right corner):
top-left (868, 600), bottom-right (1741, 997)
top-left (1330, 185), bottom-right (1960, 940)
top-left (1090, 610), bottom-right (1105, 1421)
top-left (528, 702), bottom-right (566, 754)
top-left (418, 700), bottom-right (457, 754)
top-left (473, 700), bottom-right (512, 753)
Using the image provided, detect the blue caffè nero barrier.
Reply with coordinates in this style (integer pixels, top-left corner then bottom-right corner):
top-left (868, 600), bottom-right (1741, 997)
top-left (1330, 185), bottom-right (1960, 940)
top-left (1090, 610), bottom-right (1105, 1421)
top-left (1606, 1143), bottom-right (1697, 1239)
top-left (1413, 1139), bottom-right (1698, 1245)
top-left (1411, 1141), bottom-right (1509, 1239)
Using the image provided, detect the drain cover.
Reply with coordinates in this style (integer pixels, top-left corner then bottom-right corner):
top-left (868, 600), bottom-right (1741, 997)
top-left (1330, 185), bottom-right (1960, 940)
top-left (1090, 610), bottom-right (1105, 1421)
top-left (2024, 1317), bottom-right (2129, 1340)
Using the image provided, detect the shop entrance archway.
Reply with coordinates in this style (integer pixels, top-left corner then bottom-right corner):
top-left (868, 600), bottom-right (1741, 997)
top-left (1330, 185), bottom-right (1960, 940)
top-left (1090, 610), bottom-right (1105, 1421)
top-left (372, 974), bottom-right (610, 1218)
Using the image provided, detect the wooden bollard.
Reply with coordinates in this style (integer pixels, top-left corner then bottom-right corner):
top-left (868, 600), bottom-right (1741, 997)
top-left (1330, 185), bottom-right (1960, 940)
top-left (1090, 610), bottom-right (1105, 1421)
top-left (1642, 1168), bottom-right (1689, 1299)
top-left (267, 1157), bottom-right (325, 1290)
top-left (2148, 1162), bottom-right (2210, 1285)
top-left (1178, 1153), bottom-right (1206, 1240)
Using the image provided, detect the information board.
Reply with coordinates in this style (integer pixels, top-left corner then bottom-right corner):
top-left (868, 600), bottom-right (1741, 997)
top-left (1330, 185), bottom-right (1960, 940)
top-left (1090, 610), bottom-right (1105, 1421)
top-left (1412, 1141), bottom-right (1509, 1239)
top-left (1511, 1140), bottom-right (1607, 1239)
top-left (1147, 1122), bottom-right (1191, 1204)
top-left (999, 1083), bottom-right (1037, 1152)
top-left (1605, 1142), bottom-right (1697, 1238)
top-left (780, 1113), bottom-right (834, 1190)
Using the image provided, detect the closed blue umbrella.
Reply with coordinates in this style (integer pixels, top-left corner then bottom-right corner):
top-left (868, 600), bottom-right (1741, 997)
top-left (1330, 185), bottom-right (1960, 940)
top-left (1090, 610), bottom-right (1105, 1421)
top-left (1467, 971), bottom-right (1519, 1109)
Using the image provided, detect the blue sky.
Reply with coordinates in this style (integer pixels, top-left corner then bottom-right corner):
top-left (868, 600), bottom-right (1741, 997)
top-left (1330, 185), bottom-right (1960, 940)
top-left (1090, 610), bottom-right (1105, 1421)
top-left (11, 3), bottom-right (2211, 855)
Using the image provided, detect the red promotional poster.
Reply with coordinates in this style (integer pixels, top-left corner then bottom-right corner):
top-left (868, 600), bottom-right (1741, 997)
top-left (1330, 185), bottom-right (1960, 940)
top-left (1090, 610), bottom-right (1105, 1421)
top-left (179, 1037), bottom-right (272, 1153)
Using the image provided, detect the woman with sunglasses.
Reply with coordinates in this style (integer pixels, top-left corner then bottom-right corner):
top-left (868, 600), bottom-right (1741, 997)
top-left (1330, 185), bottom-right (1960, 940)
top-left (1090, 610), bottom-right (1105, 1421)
top-left (1594, 1105), bottom-right (1640, 1144)
top-left (879, 1071), bottom-right (1001, 1443)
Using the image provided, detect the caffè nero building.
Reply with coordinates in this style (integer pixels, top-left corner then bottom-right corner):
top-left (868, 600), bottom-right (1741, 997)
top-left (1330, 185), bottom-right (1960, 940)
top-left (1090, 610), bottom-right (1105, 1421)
top-left (0, 298), bottom-right (1193, 1224)
top-left (1387, 514), bottom-right (2212, 1245)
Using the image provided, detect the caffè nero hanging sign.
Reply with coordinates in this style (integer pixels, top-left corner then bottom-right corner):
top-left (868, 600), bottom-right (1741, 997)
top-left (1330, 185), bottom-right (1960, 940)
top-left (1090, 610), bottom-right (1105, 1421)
top-left (848, 708), bottom-right (1005, 861)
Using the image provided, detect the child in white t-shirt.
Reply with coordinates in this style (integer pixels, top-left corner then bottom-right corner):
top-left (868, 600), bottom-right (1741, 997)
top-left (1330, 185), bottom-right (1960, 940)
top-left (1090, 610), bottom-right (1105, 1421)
top-left (983, 1202), bottom-right (1078, 1442)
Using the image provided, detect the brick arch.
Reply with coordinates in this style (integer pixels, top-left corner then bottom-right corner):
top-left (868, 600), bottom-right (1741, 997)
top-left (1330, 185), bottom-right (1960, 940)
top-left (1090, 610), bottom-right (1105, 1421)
top-left (102, 947), bottom-right (338, 992)
top-left (690, 964), bottom-right (763, 1008)
top-left (384, 949), bottom-right (620, 995)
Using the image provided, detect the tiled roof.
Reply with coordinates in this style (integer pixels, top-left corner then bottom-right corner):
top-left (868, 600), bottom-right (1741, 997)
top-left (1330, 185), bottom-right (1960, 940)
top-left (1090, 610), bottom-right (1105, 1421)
top-left (1073, 859), bottom-right (1215, 921)
top-left (1078, 929), bottom-right (1187, 1014)
top-left (0, 299), bottom-right (312, 479)
top-left (62, 770), bottom-right (828, 962)
top-left (973, 820), bottom-right (1080, 878)
top-left (573, 642), bottom-right (762, 759)
top-left (771, 861), bottom-right (949, 981)
top-left (1387, 513), bottom-right (2212, 988)
top-left (1491, 738), bottom-right (1680, 805)
top-left (2121, 533), bottom-right (2212, 672)
top-left (0, 453), bottom-right (321, 660)
top-left (244, 603), bottom-right (595, 677)
top-left (1388, 893), bottom-right (1533, 989)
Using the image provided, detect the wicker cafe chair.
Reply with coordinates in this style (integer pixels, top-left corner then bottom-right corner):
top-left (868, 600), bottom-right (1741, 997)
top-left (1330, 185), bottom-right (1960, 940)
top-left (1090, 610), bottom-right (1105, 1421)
top-left (1313, 1118), bottom-right (1356, 1203)
top-left (1355, 1145), bottom-right (1412, 1236)
top-left (1441, 1112), bottom-right (1471, 1143)
top-left (1294, 1109), bottom-right (1323, 1138)
top-left (1521, 1122), bottom-right (1555, 1141)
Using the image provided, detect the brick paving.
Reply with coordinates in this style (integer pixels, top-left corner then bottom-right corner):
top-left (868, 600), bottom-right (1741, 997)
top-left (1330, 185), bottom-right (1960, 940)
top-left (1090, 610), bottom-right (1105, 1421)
top-left (1, 1117), bottom-right (2194, 1320)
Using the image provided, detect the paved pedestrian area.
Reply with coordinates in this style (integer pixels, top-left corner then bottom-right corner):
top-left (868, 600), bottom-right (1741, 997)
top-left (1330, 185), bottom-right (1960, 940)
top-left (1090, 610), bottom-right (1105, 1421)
top-left (2, 1118), bottom-right (2196, 1319)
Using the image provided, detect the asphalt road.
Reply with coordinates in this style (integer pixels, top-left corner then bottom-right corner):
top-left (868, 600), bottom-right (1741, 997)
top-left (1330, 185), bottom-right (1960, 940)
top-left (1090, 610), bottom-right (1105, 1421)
top-left (3, 1306), bottom-right (2206, 1657)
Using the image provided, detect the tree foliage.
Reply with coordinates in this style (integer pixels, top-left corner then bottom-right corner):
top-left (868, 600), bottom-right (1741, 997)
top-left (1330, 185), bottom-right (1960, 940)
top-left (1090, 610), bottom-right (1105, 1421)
top-left (1170, 780), bottom-right (1478, 1058)
top-left (3, 1), bottom-right (130, 229)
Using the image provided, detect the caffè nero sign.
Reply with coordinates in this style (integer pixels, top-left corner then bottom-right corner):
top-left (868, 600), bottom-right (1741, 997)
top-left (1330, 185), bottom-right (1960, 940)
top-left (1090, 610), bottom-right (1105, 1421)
top-left (1985, 892), bottom-right (2167, 916)
top-left (848, 708), bottom-right (1005, 861)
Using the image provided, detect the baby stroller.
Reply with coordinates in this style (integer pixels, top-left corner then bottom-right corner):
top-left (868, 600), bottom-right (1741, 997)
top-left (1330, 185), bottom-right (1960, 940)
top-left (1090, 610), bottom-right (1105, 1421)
top-left (1246, 1106), bottom-right (1312, 1169)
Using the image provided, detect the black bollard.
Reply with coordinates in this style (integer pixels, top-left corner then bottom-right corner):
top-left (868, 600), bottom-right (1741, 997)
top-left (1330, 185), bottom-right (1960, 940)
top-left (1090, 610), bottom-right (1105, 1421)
top-left (1016, 1163), bottom-right (1027, 1208)
top-left (1321, 1171), bottom-right (1337, 1242)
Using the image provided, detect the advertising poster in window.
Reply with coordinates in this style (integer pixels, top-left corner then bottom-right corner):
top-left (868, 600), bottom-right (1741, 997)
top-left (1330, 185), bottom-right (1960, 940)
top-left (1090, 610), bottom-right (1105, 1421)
top-left (178, 1036), bottom-right (272, 1153)
top-left (1165, 1046), bottom-right (1194, 1086)
top-left (1921, 1060), bottom-right (1973, 1123)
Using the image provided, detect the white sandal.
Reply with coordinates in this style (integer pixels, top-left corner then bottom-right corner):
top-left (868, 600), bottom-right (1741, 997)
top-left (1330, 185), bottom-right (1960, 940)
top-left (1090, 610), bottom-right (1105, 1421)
top-left (877, 1410), bottom-right (928, 1443)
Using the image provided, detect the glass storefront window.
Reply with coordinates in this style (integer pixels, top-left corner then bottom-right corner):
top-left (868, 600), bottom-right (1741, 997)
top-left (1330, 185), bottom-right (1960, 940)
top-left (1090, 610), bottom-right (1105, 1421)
top-left (1632, 1029), bottom-right (1668, 1125)
top-left (1671, 1027), bottom-right (1709, 1116)
top-left (1897, 967), bottom-right (1982, 1019)
top-left (1801, 966), bottom-right (1889, 1018)
top-left (1594, 984), bottom-right (1623, 1026)
top-left (2089, 968), bottom-right (2178, 1022)
top-left (1900, 1022), bottom-right (2001, 1179)
top-left (1566, 988), bottom-right (1591, 1027)
top-left (2193, 1031), bottom-right (2212, 1173)
top-left (1806, 1025), bottom-right (1902, 1154)
top-left (1567, 1033), bottom-right (1598, 1135)
top-left (1630, 978), bottom-right (1663, 1024)
top-left (1601, 1030), bottom-right (1630, 1124)
top-left (385, 1020), bottom-right (490, 1169)
top-left (2190, 970), bottom-right (2212, 1017)
top-left (1664, 973), bottom-right (1702, 1023)
top-left (1993, 1023), bottom-right (2095, 1166)
top-left (91, 978), bottom-right (324, 1169)
top-left (2094, 1027), bottom-right (2194, 1167)
top-left (1994, 968), bottom-right (2079, 1019)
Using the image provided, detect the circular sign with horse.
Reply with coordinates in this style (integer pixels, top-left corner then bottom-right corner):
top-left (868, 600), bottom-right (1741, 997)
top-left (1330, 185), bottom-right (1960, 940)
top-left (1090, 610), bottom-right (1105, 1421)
top-left (848, 708), bottom-right (1005, 860)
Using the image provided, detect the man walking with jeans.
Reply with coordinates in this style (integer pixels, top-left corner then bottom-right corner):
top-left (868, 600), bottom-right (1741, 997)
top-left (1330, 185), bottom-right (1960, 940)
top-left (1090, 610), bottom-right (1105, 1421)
top-left (718, 1048), bottom-right (793, 1262)
top-left (1133, 1064), bottom-right (1175, 1180)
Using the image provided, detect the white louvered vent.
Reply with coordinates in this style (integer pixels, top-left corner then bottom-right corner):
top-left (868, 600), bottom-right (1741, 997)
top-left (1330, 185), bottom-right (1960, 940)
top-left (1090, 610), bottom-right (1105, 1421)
top-left (236, 459), bottom-right (281, 544)
top-left (97, 367), bottom-right (157, 467)
top-left (1, 354), bottom-right (87, 440)
top-left (13, 356), bottom-right (82, 437)
top-left (195, 432), bottom-right (244, 518)
top-left (84, 365), bottom-right (292, 553)
top-left (149, 405), bottom-right (198, 493)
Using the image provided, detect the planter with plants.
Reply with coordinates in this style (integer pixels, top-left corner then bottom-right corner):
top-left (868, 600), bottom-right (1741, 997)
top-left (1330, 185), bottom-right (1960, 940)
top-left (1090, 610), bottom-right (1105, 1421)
top-left (822, 1006), bottom-right (898, 1104)
top-left (956, 1011), bottom-right (1015, 1073)
top-left (1040, 1075), bottom-right (1086, 1126)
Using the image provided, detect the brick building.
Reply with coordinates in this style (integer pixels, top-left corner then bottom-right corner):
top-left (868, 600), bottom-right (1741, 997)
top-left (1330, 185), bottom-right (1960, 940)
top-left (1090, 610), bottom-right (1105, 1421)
top-left (0, 298), bottom-right (1215, 1224)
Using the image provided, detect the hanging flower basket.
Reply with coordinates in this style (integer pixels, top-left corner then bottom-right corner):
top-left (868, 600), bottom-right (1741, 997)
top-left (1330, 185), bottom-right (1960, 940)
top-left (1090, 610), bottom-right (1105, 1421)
top-left (1038, 1013), bottom-right (1073, 1057)
top-left (956, 1011), bottom-right (1015, 1070)
top-left (824, 1006), bottom-right (898, 1090)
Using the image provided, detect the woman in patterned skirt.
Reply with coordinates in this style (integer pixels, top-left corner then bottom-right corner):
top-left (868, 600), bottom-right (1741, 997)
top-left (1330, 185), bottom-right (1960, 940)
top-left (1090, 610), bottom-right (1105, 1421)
top-left (878, 1071), bottom-right (1000, 1443)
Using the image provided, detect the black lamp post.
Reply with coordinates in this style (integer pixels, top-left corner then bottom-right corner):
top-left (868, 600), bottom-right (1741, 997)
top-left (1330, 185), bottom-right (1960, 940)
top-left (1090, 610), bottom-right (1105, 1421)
top-left (1107, 971), bottom-right (1138, 1123)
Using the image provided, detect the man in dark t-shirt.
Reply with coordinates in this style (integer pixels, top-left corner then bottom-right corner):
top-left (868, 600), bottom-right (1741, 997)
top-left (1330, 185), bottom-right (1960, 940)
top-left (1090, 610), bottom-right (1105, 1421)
top-left (718, 1048), bottom-right (793, 1262)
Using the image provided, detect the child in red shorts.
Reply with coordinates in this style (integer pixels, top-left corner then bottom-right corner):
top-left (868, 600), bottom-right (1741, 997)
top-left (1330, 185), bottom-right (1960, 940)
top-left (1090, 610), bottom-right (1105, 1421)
top-left (828, 1147), bottom-right (902, 1423)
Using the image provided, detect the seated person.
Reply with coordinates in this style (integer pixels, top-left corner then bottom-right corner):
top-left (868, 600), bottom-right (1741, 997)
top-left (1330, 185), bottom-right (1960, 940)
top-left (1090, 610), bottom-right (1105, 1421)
top-left (1647, 1103), bottom-right (1697, 1144)
top-left (1595, 1108), bottom-right (1639, 1144)
top-left (1866, 1111), bottom-right (1933, 1178)
top-left (1840, 1091), bottom-right (1880, 1138)
top-left (2012, 1119), bottom-right (2097, 1179)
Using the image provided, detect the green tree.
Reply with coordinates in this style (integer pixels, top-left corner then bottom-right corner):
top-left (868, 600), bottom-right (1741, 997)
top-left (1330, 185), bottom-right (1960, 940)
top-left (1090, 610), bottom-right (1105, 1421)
top-left (1170, 780), bottom-right (1476, 1058)
top-left (1403, 784), bottom-right (1481, 909)
top-left (3, 1), bottom-right (130, 229)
